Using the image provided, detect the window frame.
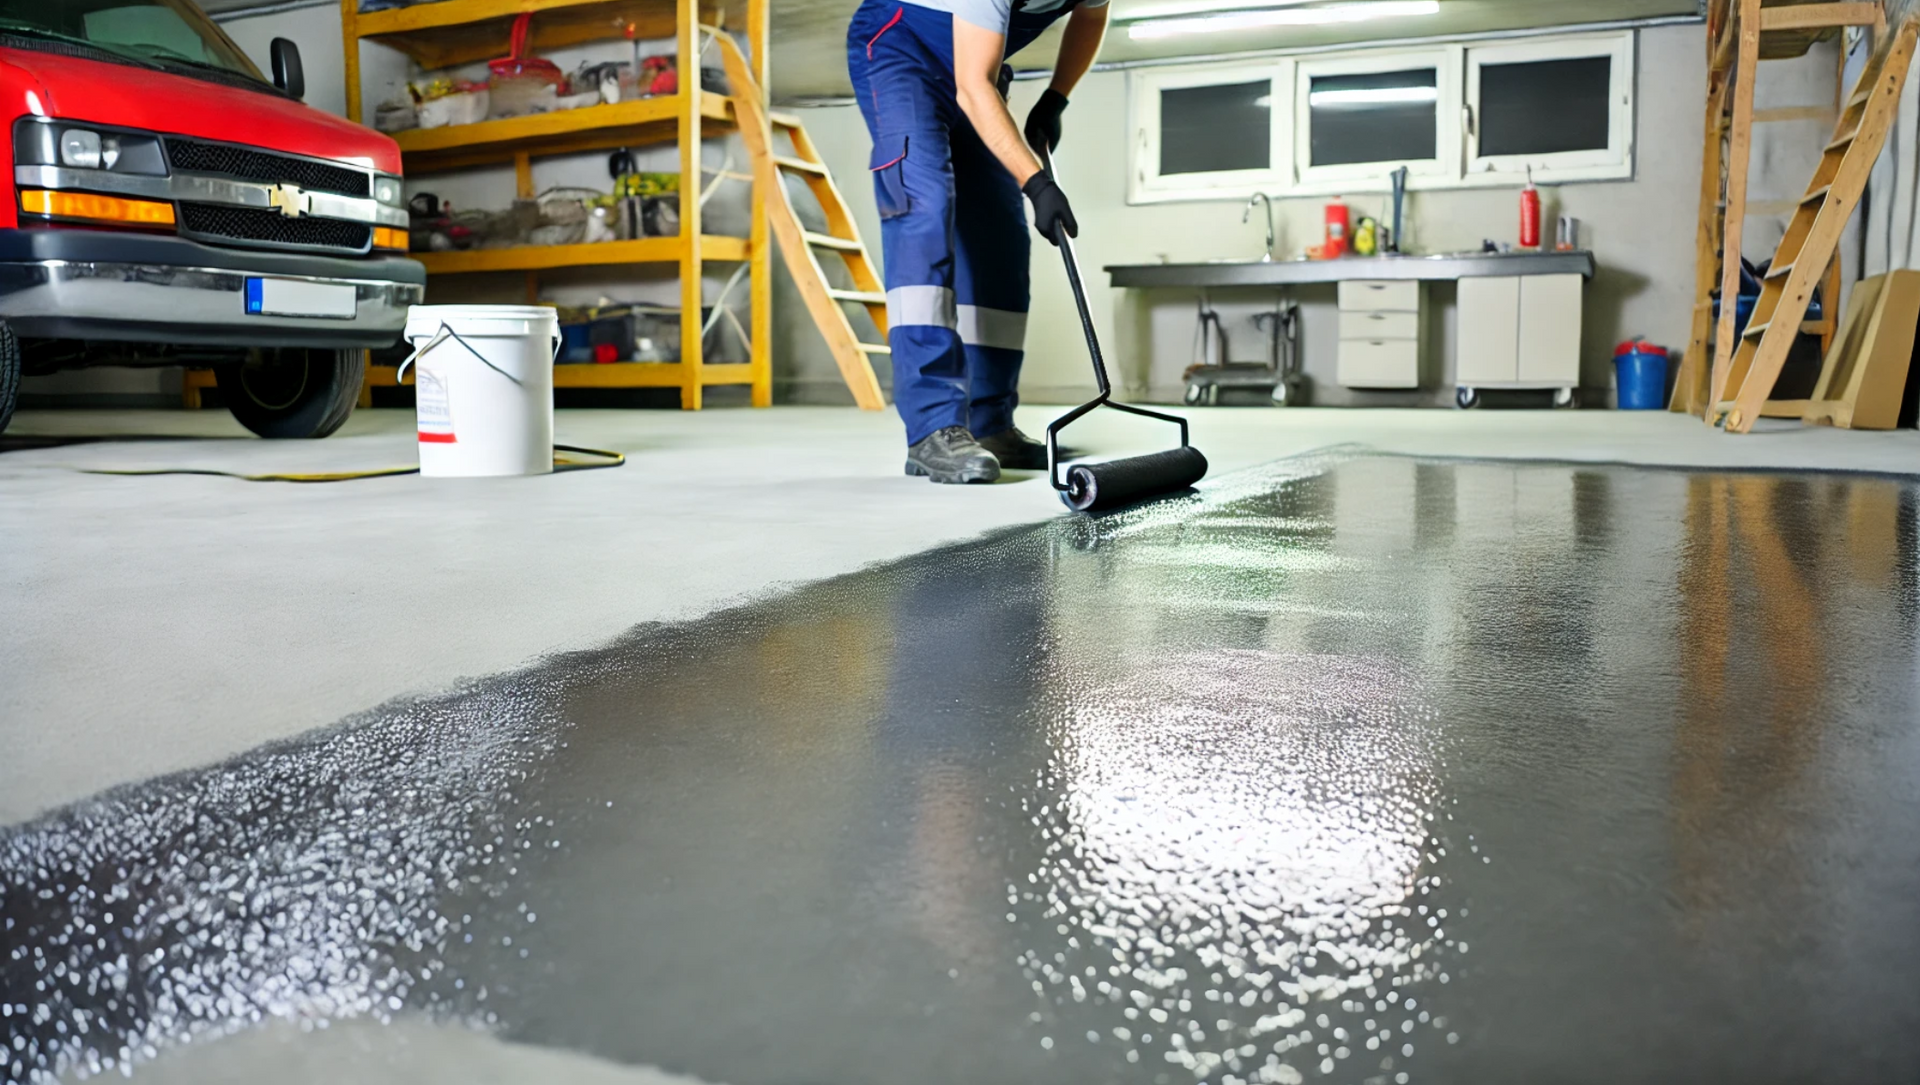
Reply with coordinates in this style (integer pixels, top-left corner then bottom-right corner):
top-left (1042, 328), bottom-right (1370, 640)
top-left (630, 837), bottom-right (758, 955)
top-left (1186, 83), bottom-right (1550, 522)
top-left (1292, 46), bottom-right (1461, 188)
top-left (1464, 31), bottom-right (1636, 184)
top-left (1126, 60), bottom-right (1292, 205)
top-left (1124, 29), bottom-right (1639, 204)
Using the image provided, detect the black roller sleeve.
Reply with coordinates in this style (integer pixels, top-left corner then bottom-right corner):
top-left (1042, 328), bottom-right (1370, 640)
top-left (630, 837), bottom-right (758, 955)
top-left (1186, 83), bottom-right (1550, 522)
top-left (1062, 447), bottom-right (1209, 512)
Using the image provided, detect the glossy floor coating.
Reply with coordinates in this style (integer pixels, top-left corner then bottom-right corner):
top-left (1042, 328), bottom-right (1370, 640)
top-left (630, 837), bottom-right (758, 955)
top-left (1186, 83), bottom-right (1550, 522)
top-left (5, 454), bottom-right (1920, 1084)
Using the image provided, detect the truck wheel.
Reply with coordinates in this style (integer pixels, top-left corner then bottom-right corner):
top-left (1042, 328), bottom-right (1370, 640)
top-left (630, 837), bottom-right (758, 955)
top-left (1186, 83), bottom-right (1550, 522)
top-left (217, 347), bottom-right (364, 439)
top-left (0, 320), bottom-right (17, 435)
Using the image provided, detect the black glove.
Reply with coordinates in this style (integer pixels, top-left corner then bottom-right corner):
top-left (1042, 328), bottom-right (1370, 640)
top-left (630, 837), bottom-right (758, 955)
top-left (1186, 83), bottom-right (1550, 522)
top-left (1024, 87), bottom-right (1068, 152)
top-left (1022, 170), bottom-right (1077, 246)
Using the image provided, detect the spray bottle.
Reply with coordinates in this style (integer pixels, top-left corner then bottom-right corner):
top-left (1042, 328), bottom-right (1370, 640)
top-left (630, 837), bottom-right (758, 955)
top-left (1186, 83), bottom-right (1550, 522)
top-left (1519, 166), bottom-right (1541, 250)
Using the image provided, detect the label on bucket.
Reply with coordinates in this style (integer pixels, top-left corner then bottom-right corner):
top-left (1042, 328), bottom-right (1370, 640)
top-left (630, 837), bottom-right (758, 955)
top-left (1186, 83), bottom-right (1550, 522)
top-left (416, 367), bottom-right (457, 444)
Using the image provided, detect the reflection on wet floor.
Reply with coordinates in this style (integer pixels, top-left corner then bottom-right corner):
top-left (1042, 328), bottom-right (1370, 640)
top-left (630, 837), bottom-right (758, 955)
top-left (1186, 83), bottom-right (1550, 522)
top-left (5, 454), bottom-right (1920, 1085)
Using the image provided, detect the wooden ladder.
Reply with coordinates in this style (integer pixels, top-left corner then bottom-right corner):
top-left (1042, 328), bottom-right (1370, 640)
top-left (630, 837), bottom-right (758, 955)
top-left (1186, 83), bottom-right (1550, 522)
top-left (1688, 1), bottom-right (1913, 432)
top-left (714, 32), bottom-right (889, 410)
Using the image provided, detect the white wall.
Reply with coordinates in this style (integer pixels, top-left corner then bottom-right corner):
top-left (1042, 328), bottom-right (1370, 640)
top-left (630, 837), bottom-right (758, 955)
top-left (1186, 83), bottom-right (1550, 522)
top-left (220, 3), bottom-right (349, 117)
top-left (781, 22), bottom-right (1728, 408)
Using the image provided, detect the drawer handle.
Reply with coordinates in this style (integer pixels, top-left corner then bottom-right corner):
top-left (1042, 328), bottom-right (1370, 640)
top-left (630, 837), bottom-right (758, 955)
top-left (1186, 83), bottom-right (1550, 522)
top-left (1370, 313), bottom-right (1385, 320)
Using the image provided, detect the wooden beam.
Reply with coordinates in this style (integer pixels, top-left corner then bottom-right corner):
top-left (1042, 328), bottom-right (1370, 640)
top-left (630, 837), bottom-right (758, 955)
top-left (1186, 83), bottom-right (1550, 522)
top-left (1708, 0), bottom-right (1763, 422)
top-left (746, 0), bottom-right (772, 409)
top-left (340, 0), bottom-right (362, 124)
top-left (1760, 2), bottom-right (1879, 31)
top-left (677, 0), bottom-right (704, 410)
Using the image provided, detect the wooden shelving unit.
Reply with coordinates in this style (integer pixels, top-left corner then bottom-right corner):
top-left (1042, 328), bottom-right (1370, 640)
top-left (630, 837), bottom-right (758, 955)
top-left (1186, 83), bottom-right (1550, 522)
top-left (341, 0), bottom-right (771, 409)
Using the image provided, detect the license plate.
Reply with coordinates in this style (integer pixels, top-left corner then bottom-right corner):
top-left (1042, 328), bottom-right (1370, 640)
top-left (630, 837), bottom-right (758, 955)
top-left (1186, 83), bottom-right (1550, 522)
top-left (244, 277), bottom-right (356, 319)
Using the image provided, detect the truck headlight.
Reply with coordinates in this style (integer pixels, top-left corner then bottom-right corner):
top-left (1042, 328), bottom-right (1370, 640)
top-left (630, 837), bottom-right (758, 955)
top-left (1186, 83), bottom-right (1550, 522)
top-left (374, 174), bottom-right (404, 208)
top-left (60, 129), bottom-right (102, 169)
top-left (15, 121), bottom-right (166, 175)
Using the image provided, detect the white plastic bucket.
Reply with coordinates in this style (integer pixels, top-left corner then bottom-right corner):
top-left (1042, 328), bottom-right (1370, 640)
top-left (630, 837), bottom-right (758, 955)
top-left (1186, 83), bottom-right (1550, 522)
top-left (399, 305), bottom-right (560, 477)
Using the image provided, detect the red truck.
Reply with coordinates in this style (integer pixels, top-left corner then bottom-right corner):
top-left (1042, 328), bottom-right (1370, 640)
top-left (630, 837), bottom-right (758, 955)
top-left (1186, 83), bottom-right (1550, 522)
top-left (0, 0), bottom-right (424, 437)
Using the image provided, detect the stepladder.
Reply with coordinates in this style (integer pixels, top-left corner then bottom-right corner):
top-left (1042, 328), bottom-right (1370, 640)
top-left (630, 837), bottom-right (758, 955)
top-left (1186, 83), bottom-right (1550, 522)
top-left (714, 31), bottom-right (889, 411)
top-left (1702, 3), bottom-right (1915, 432)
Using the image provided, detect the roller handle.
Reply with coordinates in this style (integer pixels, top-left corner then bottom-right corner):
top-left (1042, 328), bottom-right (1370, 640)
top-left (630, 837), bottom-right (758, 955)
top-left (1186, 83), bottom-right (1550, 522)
top-left (1035, 142), bottom-right (1109, 399)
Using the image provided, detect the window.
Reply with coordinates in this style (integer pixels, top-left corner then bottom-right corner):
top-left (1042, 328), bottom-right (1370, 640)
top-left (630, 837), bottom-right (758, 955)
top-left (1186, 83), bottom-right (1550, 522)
top-left (1294, 50), bottom-right (1457, 184)
top-left (1306, 68), bottom-right (1438, 167)
top-left (1466, 34), bottom-right (1634, 182)
top-left (0, 0), bottom-right (262, 84)
top-left (1130, 63), bottom-right (1285, 199)
top-left (1161, 81), bottom-right (1272, 176)
top-left (1126, 30), bottom-right (1635, 203)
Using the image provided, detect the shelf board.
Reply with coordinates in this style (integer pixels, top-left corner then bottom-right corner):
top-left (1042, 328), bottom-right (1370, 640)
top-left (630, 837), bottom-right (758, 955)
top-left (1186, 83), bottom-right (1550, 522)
top-left (353, 0), bottom-right (723, 70)
top-left (366, 361), bottom-right (752, 388)
top-left (396, 94), bottom-right (736, 171)
top-left (415, 234), bottom-right (747, 273)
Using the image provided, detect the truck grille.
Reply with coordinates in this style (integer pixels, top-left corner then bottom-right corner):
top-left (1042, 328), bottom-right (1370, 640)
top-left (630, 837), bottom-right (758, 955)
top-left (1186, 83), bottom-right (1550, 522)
top-left (179, 203), bottom-right (372, 255)
top-left (165, 138), bottom-right (370, 198)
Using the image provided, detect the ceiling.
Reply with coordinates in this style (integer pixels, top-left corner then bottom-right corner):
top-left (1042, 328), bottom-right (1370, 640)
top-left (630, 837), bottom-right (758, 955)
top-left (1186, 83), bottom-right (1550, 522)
top-left (201, 0), bottom-right (1701, 98)
top-left (772, 0), bottom-right (1698, 98)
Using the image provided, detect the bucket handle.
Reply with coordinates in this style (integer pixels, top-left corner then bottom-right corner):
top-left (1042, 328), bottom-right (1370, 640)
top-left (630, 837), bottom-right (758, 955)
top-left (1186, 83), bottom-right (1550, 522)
top-left (397, 320), bottom-right (562, 385)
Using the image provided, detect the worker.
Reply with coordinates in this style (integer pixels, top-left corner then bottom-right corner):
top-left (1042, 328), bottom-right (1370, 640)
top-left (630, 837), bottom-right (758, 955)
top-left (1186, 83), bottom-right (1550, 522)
top-left (847, 0), bottom-right (1106, 483)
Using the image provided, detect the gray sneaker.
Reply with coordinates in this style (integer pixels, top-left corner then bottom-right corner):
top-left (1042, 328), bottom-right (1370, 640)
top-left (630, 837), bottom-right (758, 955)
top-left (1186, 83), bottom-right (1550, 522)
top-left (975, 426), bottom-right (1066, 471)
top-left (905, 425), bottom-right (1001, 484)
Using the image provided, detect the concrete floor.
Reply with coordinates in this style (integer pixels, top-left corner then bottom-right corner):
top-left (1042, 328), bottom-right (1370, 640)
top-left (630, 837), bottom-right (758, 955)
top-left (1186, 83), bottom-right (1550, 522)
top-left (4, 449), bottom-right (1918, 1084)
top-left (2, 405), bottom-right (1919, 827)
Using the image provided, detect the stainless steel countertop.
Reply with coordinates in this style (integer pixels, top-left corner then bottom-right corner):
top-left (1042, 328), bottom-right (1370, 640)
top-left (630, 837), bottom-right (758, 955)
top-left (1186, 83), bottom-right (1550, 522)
top-left (1105, 250), bottom-right (1597, 288)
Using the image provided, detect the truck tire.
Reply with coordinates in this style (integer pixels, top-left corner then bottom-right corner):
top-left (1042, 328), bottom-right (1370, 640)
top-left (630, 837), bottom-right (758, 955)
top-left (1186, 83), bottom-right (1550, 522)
top-left (0, 320), bottom-right (17, 436)
top-left (217, 347), bottom-right (364, 439)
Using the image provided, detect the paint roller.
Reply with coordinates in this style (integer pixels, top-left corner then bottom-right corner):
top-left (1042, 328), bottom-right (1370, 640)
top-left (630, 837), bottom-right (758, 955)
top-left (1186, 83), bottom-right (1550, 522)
top-left (1034, 143), bottom-right (1208, 513)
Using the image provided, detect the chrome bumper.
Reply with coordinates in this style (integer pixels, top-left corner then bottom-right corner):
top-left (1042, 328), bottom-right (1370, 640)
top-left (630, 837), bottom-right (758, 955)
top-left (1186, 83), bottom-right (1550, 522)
top-left (0, 259), bottom-right (424, 348)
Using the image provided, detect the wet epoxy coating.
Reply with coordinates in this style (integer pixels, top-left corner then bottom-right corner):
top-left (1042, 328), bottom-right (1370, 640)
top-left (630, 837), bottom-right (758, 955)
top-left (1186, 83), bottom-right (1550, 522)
top-left (5, 454), bottom-right (1920, 1084)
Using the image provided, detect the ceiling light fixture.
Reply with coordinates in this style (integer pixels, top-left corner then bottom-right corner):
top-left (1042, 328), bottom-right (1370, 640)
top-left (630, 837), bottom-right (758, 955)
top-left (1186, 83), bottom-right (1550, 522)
top-left (1127, 1), bottom-right (1441, 40)
top-left (1308, 85), bottom-right (1440, 107)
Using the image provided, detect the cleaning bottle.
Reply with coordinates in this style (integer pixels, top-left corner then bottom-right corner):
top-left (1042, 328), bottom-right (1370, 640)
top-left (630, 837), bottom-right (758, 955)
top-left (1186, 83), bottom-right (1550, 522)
top-left (1519, 166), bottom-right (1540, 250)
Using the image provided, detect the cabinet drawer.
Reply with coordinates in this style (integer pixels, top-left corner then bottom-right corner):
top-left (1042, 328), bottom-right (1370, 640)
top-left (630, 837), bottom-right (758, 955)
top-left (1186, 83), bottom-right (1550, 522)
top-left (1339, 310), bottom-right (1419, 339)
top-left (1339, 337), bottom-right (1420, 388)
top-left (1338, 279), bottom-right (1420, 312)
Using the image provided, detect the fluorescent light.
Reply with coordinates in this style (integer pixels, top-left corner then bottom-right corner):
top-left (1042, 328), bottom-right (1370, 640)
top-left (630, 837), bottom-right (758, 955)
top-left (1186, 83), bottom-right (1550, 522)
top-left (1308, 86), bottom-right (1439, 107)
top-left (1127, 1), bottom-right (1440, 40)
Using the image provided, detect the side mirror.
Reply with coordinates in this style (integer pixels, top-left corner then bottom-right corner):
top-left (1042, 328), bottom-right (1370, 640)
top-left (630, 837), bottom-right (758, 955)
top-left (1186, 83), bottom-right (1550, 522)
top-left (270, 37), bottom-right (304, 100)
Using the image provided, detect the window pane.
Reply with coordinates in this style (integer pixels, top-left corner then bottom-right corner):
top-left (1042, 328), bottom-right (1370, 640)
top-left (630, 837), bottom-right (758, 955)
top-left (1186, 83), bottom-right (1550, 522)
top-left (1160, 81), bottom-right (1271, 176)
top-left (1478, 57), bottom-right (1611, 156)
top-left (1308, 68), bottom-right (1437, 167)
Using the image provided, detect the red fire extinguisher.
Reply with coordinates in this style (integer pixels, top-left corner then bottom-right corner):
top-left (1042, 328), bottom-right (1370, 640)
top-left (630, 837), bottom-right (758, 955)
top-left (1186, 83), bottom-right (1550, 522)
top-left (1325, 200), bottom-right (1350, 259)
top-left (1519, 167), bottom-right (1541, 250)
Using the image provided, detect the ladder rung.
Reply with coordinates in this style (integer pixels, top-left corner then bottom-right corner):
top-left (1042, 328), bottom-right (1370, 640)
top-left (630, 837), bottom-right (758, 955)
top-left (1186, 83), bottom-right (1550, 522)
top-left (1800, 184), bottom-right (1832, 205)
top-left (1764, 261), bottom-right (1794, 281)
top-left (769, 110), bottom-right (802, 129)
top-left (803, 231), bottom-right (862, 251)
top-left (774, 155), bottom-right (827, 176)
top-left (1742, 319), bottom-right (1771, 339)
top-left (1825, 129), bottom-right (1860, 154)
top-left (828, 288), bottom-right (886, 305)
top-left (856, 342), bottom-right (891, 354)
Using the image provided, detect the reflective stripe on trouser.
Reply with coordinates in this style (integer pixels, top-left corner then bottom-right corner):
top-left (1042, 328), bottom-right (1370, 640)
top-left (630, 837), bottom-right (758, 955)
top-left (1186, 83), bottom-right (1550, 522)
top-left (848, 7), bottom-right (1031, 446)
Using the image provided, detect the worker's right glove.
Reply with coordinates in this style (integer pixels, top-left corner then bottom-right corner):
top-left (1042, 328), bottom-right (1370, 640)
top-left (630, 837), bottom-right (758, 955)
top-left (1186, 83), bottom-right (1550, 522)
top-left (1022, 170), bottom-right (1078, 247)
top-left (1024, 88), bottom-right (1068, 152)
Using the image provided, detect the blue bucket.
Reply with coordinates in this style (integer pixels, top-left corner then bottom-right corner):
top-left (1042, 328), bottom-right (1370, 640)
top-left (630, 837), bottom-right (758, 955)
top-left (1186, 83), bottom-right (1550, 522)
top-left (1614, 341), bottom-right (1669, 410)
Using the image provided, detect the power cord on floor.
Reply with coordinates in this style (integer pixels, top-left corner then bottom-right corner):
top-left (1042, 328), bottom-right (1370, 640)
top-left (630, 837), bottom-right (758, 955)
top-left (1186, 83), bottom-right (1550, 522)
top-left (82, 443), bottom-right (626, 483)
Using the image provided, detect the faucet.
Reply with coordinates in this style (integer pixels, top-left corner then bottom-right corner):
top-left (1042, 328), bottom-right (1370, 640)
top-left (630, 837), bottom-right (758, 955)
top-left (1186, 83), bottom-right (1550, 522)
top-left (1243, 192), bottom-right (1275, 262)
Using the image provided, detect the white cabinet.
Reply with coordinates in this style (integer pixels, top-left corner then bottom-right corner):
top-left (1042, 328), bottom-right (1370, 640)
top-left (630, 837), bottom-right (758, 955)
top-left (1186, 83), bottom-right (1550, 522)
top-left (1453, 273), bottom-right (1583, 406)
top-left (1338, 279), bottom-right (1422, 388)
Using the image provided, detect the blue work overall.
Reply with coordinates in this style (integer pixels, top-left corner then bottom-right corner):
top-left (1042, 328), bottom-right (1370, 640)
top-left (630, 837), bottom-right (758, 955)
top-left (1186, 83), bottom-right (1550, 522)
top-left (845, 0), bottom-right (1098, 446)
